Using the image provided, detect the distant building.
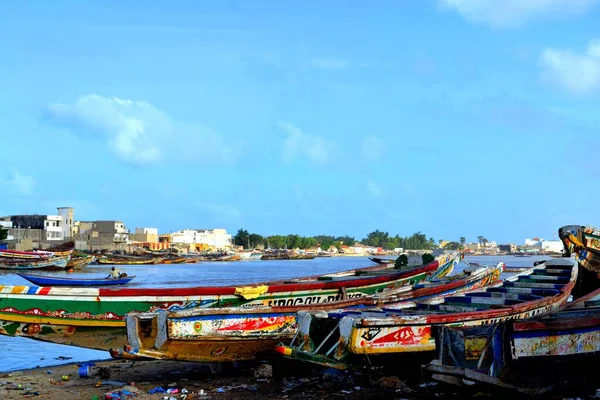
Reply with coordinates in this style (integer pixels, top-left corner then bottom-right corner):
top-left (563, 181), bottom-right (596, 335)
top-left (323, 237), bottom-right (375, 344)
top-left (498, 244), bottom-right (517, 253)
top-left (168, 229), bottom-right (232, 250)
top-left (5, 214), bottom-right (64, 241)
top-left (77, 220), bottom-right (129, 250)
top-left (132, 227), bottom-right (159, 243)
top-left (524, 238), bottom-right (563, 253)
top-left (57, 207), bottom-right (75, 239)
top-left (0, 220), bottom-right (14, 240)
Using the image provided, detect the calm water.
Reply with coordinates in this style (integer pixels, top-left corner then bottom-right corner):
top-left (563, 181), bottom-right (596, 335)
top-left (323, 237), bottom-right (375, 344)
top-left (0, 254), bottom-right (551, 372)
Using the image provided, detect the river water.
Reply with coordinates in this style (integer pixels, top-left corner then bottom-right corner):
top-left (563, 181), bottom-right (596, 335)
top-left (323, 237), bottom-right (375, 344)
top-left (0, 254), bottom-right (552, 372)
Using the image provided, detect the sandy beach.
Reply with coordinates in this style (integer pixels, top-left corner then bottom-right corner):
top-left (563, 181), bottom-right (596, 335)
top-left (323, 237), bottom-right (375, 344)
top-left (0, 358), bottom-right (426, 400)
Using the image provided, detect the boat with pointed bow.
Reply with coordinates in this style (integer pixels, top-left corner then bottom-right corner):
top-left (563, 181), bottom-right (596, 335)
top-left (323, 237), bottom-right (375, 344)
top-left (276, 259), bottom-right (577, 370)
top-left (0, 251), bottom-right (460, 351)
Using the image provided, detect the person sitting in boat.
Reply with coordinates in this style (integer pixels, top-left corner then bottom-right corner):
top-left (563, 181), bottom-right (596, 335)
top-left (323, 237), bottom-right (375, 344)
top-left (108, 267), bottom-right (121, 279)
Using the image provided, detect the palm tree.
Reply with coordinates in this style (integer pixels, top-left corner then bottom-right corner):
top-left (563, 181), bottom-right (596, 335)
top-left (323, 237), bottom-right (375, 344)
top-left (477, 236), bottom-right (484, 249)
top-left (460, 237), bottom-right (466, 245)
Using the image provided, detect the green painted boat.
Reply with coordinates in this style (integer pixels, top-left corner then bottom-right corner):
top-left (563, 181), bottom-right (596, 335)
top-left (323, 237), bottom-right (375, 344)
top-left (0, 251), bottom-right (460, 351)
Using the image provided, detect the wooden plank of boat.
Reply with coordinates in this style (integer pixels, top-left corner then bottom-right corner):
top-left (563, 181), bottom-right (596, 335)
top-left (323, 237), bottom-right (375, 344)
top-left (277, 259), bottom-right (577, 370)
top-left (0, 251), bottom-right (460, 351)
top-left (97, 257), bottom-right (159, 265)
top-left (421, 286), bottom-right (600, 393)
top-left (0, 256), bottom-right (70, 270)
top-left (559, 225), bottom-right (600, 273)
top-left (118, 262), bottom-right (503, 363)
top-left (16, 273), bottom-right (135, 287)
top-left (369, 257), bottom-right (396, 265)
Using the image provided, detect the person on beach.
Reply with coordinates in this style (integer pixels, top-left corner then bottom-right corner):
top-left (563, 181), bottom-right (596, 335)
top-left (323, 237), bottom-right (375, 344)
top-left (107, 266), bottom-right (121, 278)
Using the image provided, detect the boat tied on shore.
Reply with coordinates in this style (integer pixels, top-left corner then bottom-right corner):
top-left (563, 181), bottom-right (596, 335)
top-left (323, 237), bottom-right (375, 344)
top-left (276, 258), bottom-right (577, 370)
top-left (119, 258), bottom-right (500, 363)
top-left (0, 251), bottom-right (460, 351)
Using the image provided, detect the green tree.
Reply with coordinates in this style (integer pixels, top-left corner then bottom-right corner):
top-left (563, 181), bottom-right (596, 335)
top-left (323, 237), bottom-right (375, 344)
top-left (266, 235), bottom-right (287, 249)
top-left (363, 230), bottom-right (389, 247)
top-left (460, 237), bottom-right (466, 245)
top-left (443, 241), bottom-right (461, 250)
top-left (234, 229), bottom-right (250, 248)
top-left (301, 237), bottom-right (318, 249)
top-left (248, 233), bottom-right (264, 248)
top-left (0, 226), bottom-right (7, 241)
top-left (314, 235), bottom-right (336, 250)
top-left (287, 234), bottom-right (302, 249)
top-left (335, 235), bottom-right (356, 246)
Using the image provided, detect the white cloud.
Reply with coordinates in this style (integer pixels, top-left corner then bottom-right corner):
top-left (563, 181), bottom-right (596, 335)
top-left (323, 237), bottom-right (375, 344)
top-left (438, 0), bottom-right (599, 28)
top-left (279, 123), bottom-right (335, 166)
top-left (541, 40), bottom-right (600, 93)
top-left (46, 94), bottom-right (241, 165)
top-left (361, 136), bottom-right (385, 161)
top-left (3, 171), bottom-right (34, 196)
top-left (366, 180), bottom-right (384, 198)
top-left (312, 58), bottom-right (349, 70)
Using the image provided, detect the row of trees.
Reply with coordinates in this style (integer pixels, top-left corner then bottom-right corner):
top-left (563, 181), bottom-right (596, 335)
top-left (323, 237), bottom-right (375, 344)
top-left (233, 229), bottom-right (438, 251)
top-left (233, 229), bottom-right (356, 251)
top-left (442, 236), bottom-right (489, 250)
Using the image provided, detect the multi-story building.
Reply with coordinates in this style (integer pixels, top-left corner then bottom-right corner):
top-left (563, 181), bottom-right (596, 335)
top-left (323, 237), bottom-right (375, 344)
top-left (77, 220), bottom-right (130, 250)
top-left (57, 207), bottom-right (75, 239)
top-left (132, 227), bottom-right (159, 243)
top-left (169, 228), bottom-right (232, 250)
top-left (524, 238), bottom-right (563, 253)
top-left (4, 214), bottom-right (64, 241)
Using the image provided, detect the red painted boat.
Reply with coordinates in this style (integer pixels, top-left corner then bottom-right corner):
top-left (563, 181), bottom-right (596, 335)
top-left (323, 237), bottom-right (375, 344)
top-left (278, 259), bottom-right (577, 369)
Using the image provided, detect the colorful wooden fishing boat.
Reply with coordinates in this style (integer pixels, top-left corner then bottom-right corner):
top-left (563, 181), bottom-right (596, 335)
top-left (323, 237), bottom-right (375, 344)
top-left (17, 273), bottom-right (135, 287)
top-left (423, 284), bottom-right (600, 393)
top-left (0, 242), bottom-right (75, 260)
top-left (0, 256), bottom-right (70, 270)
top-left (559, 225), bottom-right (600, 273)
top-left (67, 254), bottom-right (95, 270)
top-left (0, 249), bottom-right (53, 260)
top-left (0, 252), bottom-right (460, 351)
top-left (119, 261), bottom-right (503, 363)
top-left (276, 259), bottom-right (577, 370)
top-left (369, 257), bottom-right (396, 265)
top-left (97, 256), bottom-right (162, 265)
top-left (156, 257), bottom-right (187, 264)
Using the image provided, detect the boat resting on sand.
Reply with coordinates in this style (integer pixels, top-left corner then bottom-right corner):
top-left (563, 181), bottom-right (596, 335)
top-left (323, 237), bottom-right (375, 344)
top-left (276, 259), bottom-right (577, 370)
top-left (119, 261), bottom-right (502, 363)
top-left (0, 251), bottom-right (460, 351)
top-left (423, 285), bottom-right (600, 394)
top-left (16, 273), bottom-right (135, 287)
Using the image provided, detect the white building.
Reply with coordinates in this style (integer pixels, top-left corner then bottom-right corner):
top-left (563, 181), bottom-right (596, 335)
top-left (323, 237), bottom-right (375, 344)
top-left (44, 215), bottom-right (64, 241)
top-left (525, 238), bottom-right (563, 253)
top-left (0, 220), bottom-right (14, 240)
top-left (170, 228), bottom-right (232, 249)
top-left (57, 207), bottom-right (75, 239)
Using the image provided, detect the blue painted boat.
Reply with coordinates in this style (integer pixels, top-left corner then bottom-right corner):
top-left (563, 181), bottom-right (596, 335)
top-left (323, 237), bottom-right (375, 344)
top-left (16, 273), bottom-right (135, 287)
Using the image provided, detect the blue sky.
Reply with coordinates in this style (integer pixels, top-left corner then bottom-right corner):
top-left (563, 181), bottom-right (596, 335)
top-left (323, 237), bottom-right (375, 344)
top-left (1, 0), bottom-right (599, 244)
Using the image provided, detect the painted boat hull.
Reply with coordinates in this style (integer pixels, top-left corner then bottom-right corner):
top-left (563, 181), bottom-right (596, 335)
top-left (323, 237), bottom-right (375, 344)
top-left (280, 259), bottom-right (577, 369)
top-left (422, 287), bottom-right (600, 392)
top-left (0, 252), bottom-right (460, 351)
top-left (122, 261), bottom-right (500, 363)
top-left (559, 225), bottom-right (600, 273)
top-left (97, 257), bottom-right (160, 265)
top-left (0, 256), bottom-right (69, 270)
top-left (16, 273), bottom-right (135, 287)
